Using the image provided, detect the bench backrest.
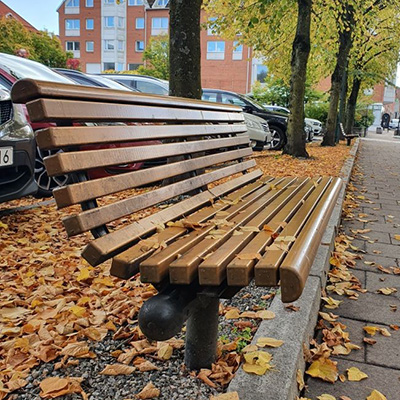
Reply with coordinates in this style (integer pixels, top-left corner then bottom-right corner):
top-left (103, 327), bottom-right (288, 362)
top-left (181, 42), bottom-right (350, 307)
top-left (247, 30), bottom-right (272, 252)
top-left (11, 79), bottom-right (259, 270)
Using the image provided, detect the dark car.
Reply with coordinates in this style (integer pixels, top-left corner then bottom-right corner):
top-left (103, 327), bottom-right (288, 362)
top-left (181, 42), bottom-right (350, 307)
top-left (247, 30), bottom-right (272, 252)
top-left (0, 87), bottom-right (37, 202)
top-left (201, 89), bottom-right (288, 150)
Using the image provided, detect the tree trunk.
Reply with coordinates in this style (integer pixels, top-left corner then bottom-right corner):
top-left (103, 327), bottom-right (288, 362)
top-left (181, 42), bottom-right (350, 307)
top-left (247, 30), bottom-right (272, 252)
top-left (322, 6), bottom-right (354, 147)
top-left (344, 76), bottom-right (361, 134)
top-left (169, 0), bottom-right (202, 99)
top-left (283, 0), bottom-right (312, 158)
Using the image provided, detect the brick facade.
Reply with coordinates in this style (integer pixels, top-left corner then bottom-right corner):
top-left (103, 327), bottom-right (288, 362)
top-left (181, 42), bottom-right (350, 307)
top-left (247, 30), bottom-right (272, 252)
top-left (0, 0), bottom-right (37, 32)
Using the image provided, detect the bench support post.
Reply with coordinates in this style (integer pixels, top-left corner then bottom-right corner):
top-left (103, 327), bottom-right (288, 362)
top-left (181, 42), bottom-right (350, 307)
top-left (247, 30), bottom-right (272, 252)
top-left (184, 296), bottom-right (219, 370)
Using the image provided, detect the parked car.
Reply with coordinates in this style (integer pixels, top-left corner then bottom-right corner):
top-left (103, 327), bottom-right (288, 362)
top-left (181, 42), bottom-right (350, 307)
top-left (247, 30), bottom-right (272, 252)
top-left (99, 74), bottom-right (169, 95)
top-left (201, 89), bottom-right (288, 150)
top-left (0, 87), bottom-right (37, 202)
top-left (263, 105), bottom-right (322, 136)
top-left (389, 118), bottom-right (399, 130)
top-left (243, 113), bottom-right (271, 151)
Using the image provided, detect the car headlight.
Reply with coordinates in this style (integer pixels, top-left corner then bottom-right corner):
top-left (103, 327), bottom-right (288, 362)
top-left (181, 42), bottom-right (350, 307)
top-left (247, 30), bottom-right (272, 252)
top-left (0, 104), bottom-right (33, 141)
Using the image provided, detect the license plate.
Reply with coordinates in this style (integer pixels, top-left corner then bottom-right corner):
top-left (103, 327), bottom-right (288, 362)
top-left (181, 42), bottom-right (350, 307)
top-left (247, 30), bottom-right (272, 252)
top-left (0, 147), bottom-right (13, 167)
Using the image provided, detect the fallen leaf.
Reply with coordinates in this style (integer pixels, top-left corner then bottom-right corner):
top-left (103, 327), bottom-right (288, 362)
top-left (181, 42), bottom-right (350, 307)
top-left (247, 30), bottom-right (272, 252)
top-left (256, 337), bottom-right (284, 348)
top-left (225, 309), bottom-right (240, 319)
top-left (377, 287), bottom-right (397, 295)
top-left (319, 312), bottom-right (338, 322)
top-left (135, 382), bottom-right (160, 399)
top-left (393, 235), bottom-right (400, 241)
top-left (364, 326), bottom-right (380, 336)
top-left (366, 390), bottom-right (387, 400)
top-left (242, 351), bottom-right (273, 375)
top-left (257, 310), bottom-right (275, 320)
top-left (363, 338), bottom-right (376, 345)
top-left (379, 328), bottom-right (391, 337)
top-left (347, 367), bottom-right (368, 381)
top-left (285, 304), bottom-right (300, 312)
top-left (39, 377), bottom-right (85, 399)
top-left (306, 358), bottom-right (338, 383)
top-left (157, 343), bottom-right (173, 360)
top-left (317, 395), bottom-right (336, 400)
top-left (296, 369), bottom-right (305, 390)
top-left (322, 297), bottom-right (342, 310)
top-left (235, 253), bottom-right (261, 261)
top-left (210, 393), bottom-right (240, 400)
top-left (100, 364), bottom-right (135, 375)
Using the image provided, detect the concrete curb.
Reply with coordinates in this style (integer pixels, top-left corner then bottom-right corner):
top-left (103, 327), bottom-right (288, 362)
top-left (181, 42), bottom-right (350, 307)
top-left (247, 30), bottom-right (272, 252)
top-left (228, 139), bottom-right (360, 400)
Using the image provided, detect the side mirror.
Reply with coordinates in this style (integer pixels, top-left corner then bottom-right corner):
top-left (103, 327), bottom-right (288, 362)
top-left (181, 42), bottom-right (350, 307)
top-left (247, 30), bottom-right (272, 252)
top-left (242, 105), bottom-right (253, 114)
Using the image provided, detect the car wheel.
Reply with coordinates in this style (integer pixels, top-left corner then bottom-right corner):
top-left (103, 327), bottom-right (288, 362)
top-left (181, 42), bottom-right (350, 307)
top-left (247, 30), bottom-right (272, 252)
top-left (34, 146), bottom-right (70, 197)
top-left (308, 130), bottom-right (314, 142)
top-left (251, 140), bottom-right (265, 151)
top-left (269, 126), bottom-right (286, 150)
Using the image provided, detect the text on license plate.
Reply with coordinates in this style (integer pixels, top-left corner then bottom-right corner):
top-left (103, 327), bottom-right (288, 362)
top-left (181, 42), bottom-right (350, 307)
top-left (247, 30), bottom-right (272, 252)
top-left (0, 147), bottom-right (13, 167)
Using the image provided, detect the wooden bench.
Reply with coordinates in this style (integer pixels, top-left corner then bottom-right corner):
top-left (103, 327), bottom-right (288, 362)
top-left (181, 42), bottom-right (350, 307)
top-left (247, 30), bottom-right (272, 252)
top-left (339, 123), bottom-right (359, 146)
top-left (11, 79), bottom-right (342, 369)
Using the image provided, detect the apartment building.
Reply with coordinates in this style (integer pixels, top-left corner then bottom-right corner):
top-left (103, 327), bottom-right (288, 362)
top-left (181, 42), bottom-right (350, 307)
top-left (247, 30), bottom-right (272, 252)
top-left (0, 0), bottom-right (37, 32)
top-left (57, 0), bottom-right (267, 93)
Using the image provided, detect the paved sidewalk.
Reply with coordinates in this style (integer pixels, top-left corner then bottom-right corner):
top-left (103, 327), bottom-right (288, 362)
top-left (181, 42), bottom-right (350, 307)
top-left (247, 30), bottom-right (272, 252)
top-left (305, 137), bottom-right (400, 399)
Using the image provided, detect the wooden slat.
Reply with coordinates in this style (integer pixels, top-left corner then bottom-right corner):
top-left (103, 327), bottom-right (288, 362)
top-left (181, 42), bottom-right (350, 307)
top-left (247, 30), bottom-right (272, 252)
top-left (279, 178), bottom-right (342, 302)
top-left (54, 147), bottom-right (253, 208)
top-left (253, 177), bottom-right (332, 287)
top-left (36, 124), bottom-right (248, 150)
top-left (111, 177), bottom-right (273, 279)
top-left (44, 136), bottom-right (249, 176)
top-left (26, 98), bottom-right (245, 124)
top-left (12, 79), bottom-right (243, 113)
top-left (197, 178), bottom-right (313, 286)
top-left (63, 159), bottom-right (256, 236)
top-left (81, 169), bottom-right (263, 266)
top-left (139, 177), bottom-right (282, 283)
top-left (167, 178), bottom-right (299, 285)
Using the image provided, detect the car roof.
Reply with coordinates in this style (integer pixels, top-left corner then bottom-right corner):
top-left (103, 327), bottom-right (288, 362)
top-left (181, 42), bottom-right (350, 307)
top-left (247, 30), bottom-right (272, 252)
top-left (99, 74), bottom-right (165, 82)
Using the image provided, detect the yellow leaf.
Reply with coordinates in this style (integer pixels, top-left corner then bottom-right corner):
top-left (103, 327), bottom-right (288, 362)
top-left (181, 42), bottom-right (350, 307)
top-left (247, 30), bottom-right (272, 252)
top-left (242, 362), bottom-right (271, 375)
top-left (242, 350), bottom-right (273, 375)
top-left (157, 343), bottom-right (173, 360)
top-left (367, 390), bottom-right (388, 400)
top-left (256, 337), bottom-right (284, 348)
top-left (306, 359), bottom-right (338, 383)
top-left (210, 393), bottom-right (240, 400)
top-left (379, 328), bottom-right (391, 337)
top-left (136, 382), bottom-right (160, 399)
top-left (225, 309), bottom-right (240, 319)
top-left (257, 310), bottom-right (276, 320)
top-left (322, 297), bottom-right (341, 309)
top-left (69, 305), bottom-right (86, 318)
top-left (77, 268), bottom-right (91, 281)
top-left (393, 235), bottom-right (400, 241)
top-left (317, 395), bottom-right (336, 400)
top-left (377, 287), bottom-right (397, 295)
top-left (296, 369), bottom-right (305, 390)
top-left (347, 367), bottom-right (368, 381)
top-left (0, 221), bottom-right (8, 229)
top-left (364, 326), bottom-right (380, 336)
top-left (319, 312), bottom-right (338, 322)
top-left (100, 364), bottom-right (135, 375)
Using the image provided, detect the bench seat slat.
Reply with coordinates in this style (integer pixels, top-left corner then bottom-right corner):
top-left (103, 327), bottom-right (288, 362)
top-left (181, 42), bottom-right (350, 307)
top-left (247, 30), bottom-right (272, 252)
top-left (139, 177), bottom-right (283, 283)
top-left (44, 136), bottom-right (250, 176)
top-left (36, 124), bottom-right (247, 150)
top-left (81, 169), bottom-right (263, 266)
top-left (196, 178), bottom-right (313, 286)
top-left (111, 176), bottom-right (273, 279)
top-left (166, 178), bottom-right (300, 285)
top-left (229, 177), bottom-right (330, 286)
top-left (63, 159), bottom-right (256, 236)
top-left (54, 148), bottom-right (253, 208)
top-left (12, 79), bottom-right (243, 113)
top-left (27, 98), bottom-right (245, 124)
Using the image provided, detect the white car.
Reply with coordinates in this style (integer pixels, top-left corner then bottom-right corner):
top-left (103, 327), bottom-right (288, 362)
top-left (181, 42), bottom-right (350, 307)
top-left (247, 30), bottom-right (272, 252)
top-left (389, 119), bottom-right (399, 129)
top-left (263, 105), bottom-right (323, 136)
top-left (243, 113), bottom-right (271, 151)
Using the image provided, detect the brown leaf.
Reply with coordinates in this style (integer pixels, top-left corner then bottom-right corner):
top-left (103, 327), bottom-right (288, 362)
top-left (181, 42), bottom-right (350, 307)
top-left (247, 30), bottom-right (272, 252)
top-left (100, 364), bottom-right (135, 376)
top-left (210, 393), bottom-right (240, 400)
top-left (39, 377), bottom-right (84, 399)
top-left (135, 382), bottom-right (160, 399)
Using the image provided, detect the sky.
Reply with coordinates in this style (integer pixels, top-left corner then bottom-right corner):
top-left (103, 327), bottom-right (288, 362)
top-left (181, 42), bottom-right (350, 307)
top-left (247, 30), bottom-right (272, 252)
top-left (3, 0), bottom-right (61, 34)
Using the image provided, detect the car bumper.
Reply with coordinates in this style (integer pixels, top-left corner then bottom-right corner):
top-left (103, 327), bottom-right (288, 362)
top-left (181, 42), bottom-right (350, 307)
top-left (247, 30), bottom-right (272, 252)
top-left (0, 138), bottom-right (37, 203)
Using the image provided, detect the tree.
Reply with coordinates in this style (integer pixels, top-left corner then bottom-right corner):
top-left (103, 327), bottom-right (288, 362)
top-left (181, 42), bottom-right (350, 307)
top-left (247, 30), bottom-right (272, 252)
top-left (136, 34), bottom-right (169, 79)
top-left (169, 0), bottom-right (202, 99)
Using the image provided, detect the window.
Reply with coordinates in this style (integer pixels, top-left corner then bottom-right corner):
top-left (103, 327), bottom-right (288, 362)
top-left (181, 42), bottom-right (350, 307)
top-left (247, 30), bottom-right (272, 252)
top-left (128, 0), bottom-right (143, 4)
top-left (116, 63), bottom-right (124, 71)
top-left (136, 17), bottom-right (144, 29)
top-left (104, 16), bottom-right (115, 27)
top-left (153, 0), bottom-right (169, 7)
top-left (65, 19), bottom-right (80, 30)
top-left (151, 17), bottom-right (168, 35)
top-left (118, 40), bottom-right (124, 51)
top-left (206, 41), bottom-right (225, 60)
top-left (103, 62), bottom-right (115, 70)
top-left (86, 18), bottom-right (94, 29)
top-left (220, 93), bottom-right (246, 107)
top-left (207, 17), bottom-right (217, 36)
top-left (104, 39), bottom-right (115, 50)
top-left (86, 0), bottom-right (93, 6)
top-left (86, 41), bottom-right (94, 52)
top-left (118, 17), bottom-right (124, 28)
top-left (66, 0), bottom-right (79, 7)
top-left (136, 80), bottom-right (168, 95)
top-left (135, 41), bottom-right (144, 52)
top-left (232, 41), bottom-right (243, 60)
top-left (128, 63), bottom-right (142, 70)
top-left (256, 65), bottom-right (268, 83)
top-left (104, 0), bottom-right (115, 4)
top-left (66, 41), bottom-right (80, 51)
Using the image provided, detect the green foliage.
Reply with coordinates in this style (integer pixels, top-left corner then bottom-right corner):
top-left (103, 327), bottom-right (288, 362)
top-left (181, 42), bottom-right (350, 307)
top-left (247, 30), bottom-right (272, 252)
top-left (305, 102), bottom-right (329, 124)
top-left (136, 35), bottom-right (169, 79)
top-left (0, 17), bottom-right (70, 68)
top-left (354, 107), bottom-right (374, 128)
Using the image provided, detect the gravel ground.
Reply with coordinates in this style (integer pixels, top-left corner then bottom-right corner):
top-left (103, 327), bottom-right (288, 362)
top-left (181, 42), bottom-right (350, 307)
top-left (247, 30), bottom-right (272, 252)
top-left (13, 283), bottom-right (276, 400)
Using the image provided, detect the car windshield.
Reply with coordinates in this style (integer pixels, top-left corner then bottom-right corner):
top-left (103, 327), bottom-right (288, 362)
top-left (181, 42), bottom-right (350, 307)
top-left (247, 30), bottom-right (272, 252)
top-left (0, 53), bottom-right (73, 84)
top-left (89, 75), bottom-right (132, 91)
top-left (240, 94), bottom-right (267, 111)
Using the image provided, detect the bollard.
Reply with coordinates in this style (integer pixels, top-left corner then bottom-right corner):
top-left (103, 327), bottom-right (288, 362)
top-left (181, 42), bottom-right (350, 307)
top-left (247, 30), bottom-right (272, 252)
top-left (376, 126), bottom-right (382, 134)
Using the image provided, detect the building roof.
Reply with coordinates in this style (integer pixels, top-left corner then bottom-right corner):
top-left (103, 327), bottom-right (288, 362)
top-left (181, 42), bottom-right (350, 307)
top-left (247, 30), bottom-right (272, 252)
top-left (0, 1), bottom-right (37, 31)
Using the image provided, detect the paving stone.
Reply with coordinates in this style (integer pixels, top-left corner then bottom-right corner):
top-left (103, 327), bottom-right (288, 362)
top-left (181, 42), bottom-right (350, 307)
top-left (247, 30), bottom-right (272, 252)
top-left (366, 271), bottom-right (400, 299)
top-left (361, 254), bottom-right (398, 268)
top-left (366, 221), bottom-right (400, 234)
top-left (389, 233), bottom-right (400, 245)
top-left (364, 241), bottom-right (400, 258)
top-left (352, 230), bottom-right (392, 245)
top-left (305, 358), bottom-right (400, 399)
top-left (327, 292), bottom-right (400, 326)
top-left (335, 317), bottom-right (366, 363)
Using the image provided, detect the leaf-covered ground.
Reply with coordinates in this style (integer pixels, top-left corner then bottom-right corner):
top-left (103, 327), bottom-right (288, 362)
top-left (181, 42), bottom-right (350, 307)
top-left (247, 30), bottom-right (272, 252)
top-left (0, 143), bottom-right (351, 399)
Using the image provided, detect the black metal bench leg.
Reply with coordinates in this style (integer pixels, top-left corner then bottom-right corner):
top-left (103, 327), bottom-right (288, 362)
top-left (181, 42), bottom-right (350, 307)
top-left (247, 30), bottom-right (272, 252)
top-left (185, 296), bottom-right (219, 370)
top-left (347, 138), bottom-right (351, 146)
